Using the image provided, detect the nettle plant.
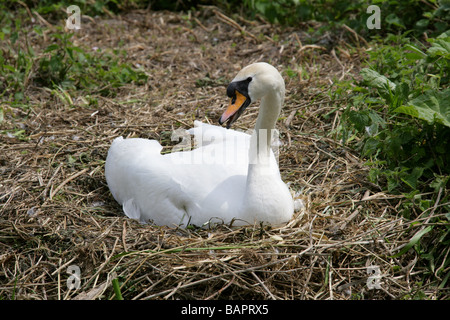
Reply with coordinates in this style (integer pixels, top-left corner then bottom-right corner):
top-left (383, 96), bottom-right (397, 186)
top-left (0, 21), bottom-right (148, 103)
top-left (35, 31), bottom-right (148, 97)
top-left (342, 31), bottom-right (450, 194)
top-left (340, 32), bottom-right (449, 288)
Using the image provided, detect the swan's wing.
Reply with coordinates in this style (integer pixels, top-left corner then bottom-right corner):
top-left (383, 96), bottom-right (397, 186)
top-left (105, 136), bottom-right (247, 226)
top-left (122, 198), bottom-right (140, 221)
top-left (105, 137), bottom-right (195, 225)
top-left (105, 124), bottom-right (283, 227)
top-left (105, 137), bottom-right (162, 205)
top-left (185, 121), bottom-right (251, 166)
top-left (108, 136), bottom-right (163, 156)
top-left (188, 120), bottom-right (251, 147)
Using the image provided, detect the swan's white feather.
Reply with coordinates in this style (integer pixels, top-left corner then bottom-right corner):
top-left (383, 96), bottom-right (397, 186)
top-left (105, 128), bottom-right (256, 226)
top-left (105, 62), bottom-right (295, 227)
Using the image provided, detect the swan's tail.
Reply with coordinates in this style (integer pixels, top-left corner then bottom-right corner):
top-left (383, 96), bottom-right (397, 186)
top-left (105, 136), bottom-right (163, 207)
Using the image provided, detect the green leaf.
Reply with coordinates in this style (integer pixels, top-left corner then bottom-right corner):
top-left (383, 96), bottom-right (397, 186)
top-left (430, 175), bottom-right (450, 193)
top-left (385, 13), bottom-right (406, 29)
top-left (427, 32), bottom-right (450, 58)
top-left (348, 110), bottom-right (370, 132)
top-left (360, 68), bottom-right (396, 92)
top-left (394, 88), bottom-right (450, 127)
top-left (44, 44), bottom-right (59, 53)
top-left (362, 137), bottom-right (380, 157)
top-left (392, 226), bottom-right (434, 258)
top-left (401, 167), bottom-right (425, 189)
top-left (404, 44), bottom-right (427, 60)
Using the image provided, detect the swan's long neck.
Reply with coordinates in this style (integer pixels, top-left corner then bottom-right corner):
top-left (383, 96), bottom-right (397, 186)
top-left (249, 90), bottom-right (283, 164)
top-left (242, 88), bottom-right (285, 222)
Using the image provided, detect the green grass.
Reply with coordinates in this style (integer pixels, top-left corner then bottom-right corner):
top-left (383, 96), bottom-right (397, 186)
top-left (112, 278), bottom-right (124, 300)
top-left (336, 31), bottom-right (450, 296)
top-left (0, 2), bottom-right (147, 106)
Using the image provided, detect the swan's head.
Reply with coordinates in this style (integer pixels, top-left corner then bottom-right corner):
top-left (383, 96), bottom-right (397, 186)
top-left (219, 62), bottom-right (285, 129)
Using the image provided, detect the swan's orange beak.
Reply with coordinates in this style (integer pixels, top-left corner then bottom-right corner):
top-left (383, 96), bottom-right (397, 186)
top-left (219, 90), bottom-right (250, 129)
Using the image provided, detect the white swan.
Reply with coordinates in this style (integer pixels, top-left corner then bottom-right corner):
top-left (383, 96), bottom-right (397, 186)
top-left (105, 62), bottom-right (294, 227)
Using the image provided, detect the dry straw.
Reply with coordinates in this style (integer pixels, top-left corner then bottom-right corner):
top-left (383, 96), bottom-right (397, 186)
top-left (0, 7), bottom-right (440, 300)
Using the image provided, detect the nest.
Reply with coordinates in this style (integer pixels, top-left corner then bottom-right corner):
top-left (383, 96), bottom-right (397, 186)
top-left (0, 7), bottom-right (437, 300)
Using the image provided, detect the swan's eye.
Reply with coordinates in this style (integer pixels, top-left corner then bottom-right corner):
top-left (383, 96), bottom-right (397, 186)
top-left (231, 95), bottom-right (237, 105)
top-left (227, 78), bottom-right (251, 98)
